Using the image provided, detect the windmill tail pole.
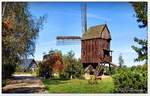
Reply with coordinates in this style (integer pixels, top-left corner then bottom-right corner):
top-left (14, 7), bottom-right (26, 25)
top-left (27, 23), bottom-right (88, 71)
top-left (110, 62), bottom-right (118, 68)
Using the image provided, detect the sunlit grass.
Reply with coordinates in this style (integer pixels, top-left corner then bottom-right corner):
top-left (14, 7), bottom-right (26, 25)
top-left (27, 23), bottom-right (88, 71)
top-left (42, 77), bottom-right (114, 93)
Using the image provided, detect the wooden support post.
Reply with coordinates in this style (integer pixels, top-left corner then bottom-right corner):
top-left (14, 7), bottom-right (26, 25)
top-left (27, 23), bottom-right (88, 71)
top-left (109, 63), bottom-right (111, 75)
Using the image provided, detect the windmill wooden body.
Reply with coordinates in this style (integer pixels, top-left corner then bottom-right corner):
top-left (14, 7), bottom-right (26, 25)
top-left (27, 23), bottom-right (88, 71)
top-left (81, 24), bottom-right (113, 69)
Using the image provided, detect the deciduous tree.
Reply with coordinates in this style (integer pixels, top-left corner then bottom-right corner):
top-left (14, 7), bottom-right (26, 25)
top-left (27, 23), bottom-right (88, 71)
top-left (61, 51), bottom-right (83, 79)
top-left (2, 2), bottom-right (45, 78)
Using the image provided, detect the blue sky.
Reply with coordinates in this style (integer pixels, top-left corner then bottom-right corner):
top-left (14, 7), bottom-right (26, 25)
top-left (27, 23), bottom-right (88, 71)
top-left (28, 2), bottom-right (147, 67)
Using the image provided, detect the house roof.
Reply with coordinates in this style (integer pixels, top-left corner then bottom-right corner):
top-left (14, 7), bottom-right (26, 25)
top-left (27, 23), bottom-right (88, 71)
top-left (82, 24), bottom-right (111, 40)
top-left (21, 59), bottom-right (37, 69)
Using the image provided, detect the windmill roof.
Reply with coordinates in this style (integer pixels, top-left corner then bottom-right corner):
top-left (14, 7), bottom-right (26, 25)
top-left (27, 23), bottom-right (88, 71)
top-left (82, 24), bottom-right (111, 40)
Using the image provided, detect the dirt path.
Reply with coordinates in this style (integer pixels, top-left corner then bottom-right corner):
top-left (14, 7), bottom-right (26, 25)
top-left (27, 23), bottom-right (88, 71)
top-left (2, 74), bottom-right (47, 93)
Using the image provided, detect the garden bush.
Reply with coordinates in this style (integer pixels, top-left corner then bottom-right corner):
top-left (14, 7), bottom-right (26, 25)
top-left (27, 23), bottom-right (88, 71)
top-left (112, 65), bottom-right (147, 93)
top-left (104, 66), bottom-right (117, 75)
top-left (37, 61), bottom-right (52, 79)
top-left (59, 72), bottom-right (70, 80)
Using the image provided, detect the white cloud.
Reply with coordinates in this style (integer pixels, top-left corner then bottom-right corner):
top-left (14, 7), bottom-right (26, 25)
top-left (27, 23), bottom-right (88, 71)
top-left (51, 10), bottom-right (109, 21)
top-left (87, 13), bottom-right (101, 19)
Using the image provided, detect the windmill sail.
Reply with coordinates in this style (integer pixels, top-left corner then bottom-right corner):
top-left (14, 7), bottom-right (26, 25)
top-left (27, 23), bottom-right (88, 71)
top-left (56, 4), bottom-right (87, 45)
top-left (81, 3), bottom-right (87, 34)
top-left (56, 36), bottom-right (81, 45)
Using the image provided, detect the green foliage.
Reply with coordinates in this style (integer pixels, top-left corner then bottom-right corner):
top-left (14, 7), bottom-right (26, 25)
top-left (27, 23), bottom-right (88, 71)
top-left (112, 65), bottom-right (147, 93)
top-left (38, 50), bottom-right (83, 80)
top-left (38, 57), bottom-right (53, 79)
top-left (15, 64), bottom-right (24, 72)
top-left (61, 51), bottom-right (84, 79)
top-left (131, 37), bottom-right (147, 63)
top-left (2, 2), bottom-right (45, 79)
top-left (131, 2), bottom-right (147, 28)
top-left (59, 72), bottom-right (70, 80)
top-left (36, 61), bottom-right (43, 77)
top-left (104, 66), bottom-right (117, 75)
top-left (131, 2), bottom-right (147, 64)
top-left (142, 63), bottom-right (147, 71)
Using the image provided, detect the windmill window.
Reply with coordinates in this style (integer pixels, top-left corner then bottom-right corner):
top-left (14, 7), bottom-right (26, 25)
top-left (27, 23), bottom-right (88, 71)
top-left (103, 50), bottom-right (110, 56)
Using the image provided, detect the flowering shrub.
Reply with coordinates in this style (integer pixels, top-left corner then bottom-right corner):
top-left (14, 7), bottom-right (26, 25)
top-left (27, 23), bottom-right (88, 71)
top-left (38, 51), bottom-right (64, 79)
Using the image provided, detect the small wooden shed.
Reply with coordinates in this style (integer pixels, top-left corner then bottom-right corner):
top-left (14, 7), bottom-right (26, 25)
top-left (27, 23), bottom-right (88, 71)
top-left (81, 24), bottom-right (113, 69)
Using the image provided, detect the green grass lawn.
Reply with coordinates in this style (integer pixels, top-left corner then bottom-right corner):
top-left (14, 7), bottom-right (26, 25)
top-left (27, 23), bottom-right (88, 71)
top-left (42, 77), bottom-right (114, 93)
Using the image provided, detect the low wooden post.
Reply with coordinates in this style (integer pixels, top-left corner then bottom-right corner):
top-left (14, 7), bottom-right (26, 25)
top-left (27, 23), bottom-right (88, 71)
top-left (109, 63), bottom-right (111, 75)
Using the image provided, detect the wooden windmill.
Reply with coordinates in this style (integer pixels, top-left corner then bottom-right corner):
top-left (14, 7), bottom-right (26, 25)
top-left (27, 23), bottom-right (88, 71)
top-left (56, 4), bottom-right (117, 77)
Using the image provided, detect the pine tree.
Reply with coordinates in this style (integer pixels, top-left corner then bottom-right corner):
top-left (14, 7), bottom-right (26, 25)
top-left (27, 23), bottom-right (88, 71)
top-left (131, 2), bottom-right (147, 28)
top-left (131, 2), bottom-right (147, 64)
top-left (131, 37), bottom-right (147, 63)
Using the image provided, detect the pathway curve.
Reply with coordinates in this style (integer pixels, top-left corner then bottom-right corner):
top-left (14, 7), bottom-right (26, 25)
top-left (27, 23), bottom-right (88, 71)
top-left (2, 74), bottom-right (47, 93)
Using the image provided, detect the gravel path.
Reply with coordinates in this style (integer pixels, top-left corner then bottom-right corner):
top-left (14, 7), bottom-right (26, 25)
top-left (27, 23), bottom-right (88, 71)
top-left (2, 74), bottom-right (47, 93)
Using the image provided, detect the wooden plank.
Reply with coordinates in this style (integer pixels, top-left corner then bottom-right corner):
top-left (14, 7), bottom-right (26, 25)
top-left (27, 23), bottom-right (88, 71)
top-left (81, 38), bottom-right (112, 64)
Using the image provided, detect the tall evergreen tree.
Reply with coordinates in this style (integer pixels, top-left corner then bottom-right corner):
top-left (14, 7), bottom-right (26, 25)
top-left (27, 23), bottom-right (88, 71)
top-left (131, 37), bottom-right (147, 63)
top-left (131, 2), bottom-right (147, 64)
top-left (131, 2), bottom-right (147, 28)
